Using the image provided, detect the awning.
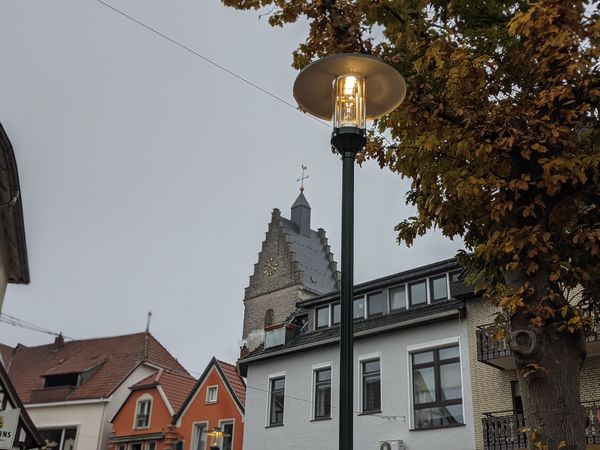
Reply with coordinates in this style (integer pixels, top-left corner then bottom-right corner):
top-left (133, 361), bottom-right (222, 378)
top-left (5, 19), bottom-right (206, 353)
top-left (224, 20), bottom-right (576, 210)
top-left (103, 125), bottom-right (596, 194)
top-left (110, 433), bottom-right (165, 444)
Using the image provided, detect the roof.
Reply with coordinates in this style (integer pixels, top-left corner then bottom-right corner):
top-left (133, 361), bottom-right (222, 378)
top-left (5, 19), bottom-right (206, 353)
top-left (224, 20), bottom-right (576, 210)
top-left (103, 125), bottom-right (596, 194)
top-left (240, 298), bottom-right (465, 372)
top-left (172, 357), bottom-right (246, 423)
top-left (0, 123), bottom-right (29, 284)
top-left (279, 216), bottom-right (339, 294)
top-left (131, 369), bottom-right (197, 413)
top-left (5, 332), bottom-right (189, 403)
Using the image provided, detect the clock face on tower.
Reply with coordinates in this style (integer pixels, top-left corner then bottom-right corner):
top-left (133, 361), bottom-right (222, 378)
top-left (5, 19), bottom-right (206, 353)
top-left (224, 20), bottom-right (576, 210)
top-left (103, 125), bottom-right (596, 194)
top-left (263, 256), bottom-right (279, 276)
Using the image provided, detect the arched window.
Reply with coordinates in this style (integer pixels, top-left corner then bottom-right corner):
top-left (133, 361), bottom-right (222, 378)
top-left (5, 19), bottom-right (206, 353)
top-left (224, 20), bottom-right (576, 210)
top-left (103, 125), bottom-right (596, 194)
top-left (134, 393), bottom-right (152, 429)
top-left (264, 309), bottom-right (275, 328)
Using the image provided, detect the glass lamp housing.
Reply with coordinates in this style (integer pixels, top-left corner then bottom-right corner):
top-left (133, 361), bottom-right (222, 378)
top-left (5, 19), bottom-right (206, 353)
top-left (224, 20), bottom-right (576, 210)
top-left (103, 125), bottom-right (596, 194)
top-left (333, 74), bottom-right (366, 130)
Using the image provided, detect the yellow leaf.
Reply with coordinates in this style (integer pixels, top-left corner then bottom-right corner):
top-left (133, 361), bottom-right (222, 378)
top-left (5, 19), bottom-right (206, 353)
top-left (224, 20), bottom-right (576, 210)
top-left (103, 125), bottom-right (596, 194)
top-left (558, 441), bottom-right (567, 449)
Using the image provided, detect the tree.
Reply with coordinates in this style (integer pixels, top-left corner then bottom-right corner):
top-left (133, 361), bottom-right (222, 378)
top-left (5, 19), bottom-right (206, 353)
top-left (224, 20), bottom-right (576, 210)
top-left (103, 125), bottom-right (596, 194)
top-left (222, 0), bottom-right (600, 448)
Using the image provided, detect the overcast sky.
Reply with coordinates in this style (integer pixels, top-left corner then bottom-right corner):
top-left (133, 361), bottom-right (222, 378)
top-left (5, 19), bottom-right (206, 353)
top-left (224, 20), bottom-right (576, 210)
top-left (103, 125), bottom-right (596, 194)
top-left (0, 0), bottom-right (464, 376)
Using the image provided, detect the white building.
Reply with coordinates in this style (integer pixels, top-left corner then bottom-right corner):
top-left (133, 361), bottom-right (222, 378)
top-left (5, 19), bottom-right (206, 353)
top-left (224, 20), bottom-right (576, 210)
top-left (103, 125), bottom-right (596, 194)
top-left (238, 193), bottom-right (476, 450)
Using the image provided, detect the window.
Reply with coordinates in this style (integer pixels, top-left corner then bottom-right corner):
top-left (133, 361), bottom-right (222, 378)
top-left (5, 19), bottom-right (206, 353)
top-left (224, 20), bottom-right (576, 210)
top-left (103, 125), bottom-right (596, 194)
top-left (130, 444), bottom-right (142, 450)
top-left (206, 386), bottom-right (218, 403)
top-left (40, 427), bottom-right (77, 450)
top-left (43, 373), bottom-right (79, 388)
top-left (353, 297), bottom-right (365, 319)
top-left (147, 443), bottom-right (156, 450)
top-left (449, 270), bottom-right (462, 282)
top-left (332, 303), bottom-right (341, 325)
top-left (313, 367), bottom-right (331, 420)
top-left (412, 345), bottom-right (463, 429)
top-left (389, 285), bottom-right (406, 311)
top-left (512, 380), bottom-right (523, 417)
top-left (316, 306), bottom-right (330, 328)
top-left (430, 275), bottom-right (448, 301)
top-left (220, 421), bottom-right (234, 450)
top-left (174, 441), bottom-right (183, 450)
top-left (193, 423), bottom-right (207, 450)
top-left (135, 398), bottom-right (151, 429)
top-left (367, 292), bottom-right (386, 317)
top-left (361, 359), bottom-right (381, 413)
top-left (117, 446), bottom-right (126, 450)
top-left (409, 280), bottom-right (427, 306)
top-left (264, 309), bottom-right (274, 328)
top-left (269, 376), bottom-right (285, 426)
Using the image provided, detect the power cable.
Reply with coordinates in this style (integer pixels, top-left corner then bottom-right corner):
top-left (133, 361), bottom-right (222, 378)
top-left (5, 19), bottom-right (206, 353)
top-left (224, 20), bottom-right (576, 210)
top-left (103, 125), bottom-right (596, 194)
top-left (92, 0), bottom-right (329, 128)
top-left (0, 313), bottom-right (73, 340)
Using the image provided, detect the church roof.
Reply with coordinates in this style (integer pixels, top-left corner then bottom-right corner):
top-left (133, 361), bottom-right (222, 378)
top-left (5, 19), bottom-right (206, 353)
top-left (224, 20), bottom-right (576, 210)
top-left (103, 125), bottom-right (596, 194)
top-left (279, 216), bottom-right (339, 294)
top-left (291, 191), bottom-right (310, 209)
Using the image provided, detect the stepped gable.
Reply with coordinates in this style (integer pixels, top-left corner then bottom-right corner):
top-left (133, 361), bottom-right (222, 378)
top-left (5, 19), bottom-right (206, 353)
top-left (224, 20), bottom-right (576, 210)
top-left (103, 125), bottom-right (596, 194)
top-left (131, 369), bottom-right (197, 413)
top-left (245, 192), bottom-right (340, 299)
top-left (4, 332), bottom-right (189, 403)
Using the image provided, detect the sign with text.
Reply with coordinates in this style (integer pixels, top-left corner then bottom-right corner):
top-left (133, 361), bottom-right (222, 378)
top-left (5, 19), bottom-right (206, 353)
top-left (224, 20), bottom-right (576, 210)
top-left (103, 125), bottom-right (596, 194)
top-left (0, 408), bottom-right (19, 449)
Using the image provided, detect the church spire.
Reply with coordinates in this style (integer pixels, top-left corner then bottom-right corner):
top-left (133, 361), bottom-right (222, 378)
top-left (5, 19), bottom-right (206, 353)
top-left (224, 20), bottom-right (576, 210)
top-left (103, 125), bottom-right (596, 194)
top-left (291, 191), bottom-right (311, 237)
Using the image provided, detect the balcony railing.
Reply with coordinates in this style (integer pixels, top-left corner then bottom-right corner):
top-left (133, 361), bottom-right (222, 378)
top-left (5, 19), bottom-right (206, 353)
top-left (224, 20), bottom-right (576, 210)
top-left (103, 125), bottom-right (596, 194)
top-left (482, 400), bottom-right (600, 450)
top-left (476, 323), bottom-right (600, 370)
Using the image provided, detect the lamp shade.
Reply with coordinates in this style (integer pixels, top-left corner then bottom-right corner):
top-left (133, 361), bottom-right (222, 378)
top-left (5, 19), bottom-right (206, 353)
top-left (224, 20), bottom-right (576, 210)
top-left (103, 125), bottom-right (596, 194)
top-left (293, 53), bottom-right (406, 121)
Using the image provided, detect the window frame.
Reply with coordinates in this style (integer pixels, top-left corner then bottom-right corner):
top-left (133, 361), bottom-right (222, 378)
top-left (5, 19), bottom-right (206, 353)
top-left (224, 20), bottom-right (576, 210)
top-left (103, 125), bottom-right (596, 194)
top-left (133, 394), bottom-right (152, 430)
top-left (266, 372), bottom-right (286, 427)
top-left (366, 291), bottom-right (387, 318)
top-left (407, 338), bottom-right (464, 431)
top-left (191, 421), bottom-right (208, 450)
top-left (389, 284), bottom-right (407, 312)
top-left (218, 419), bottom-right (235, 450)
top-left (311, 363), bottom-right (333, 421)
top-left (358, 353), bottom-right (382, 414)
top-left (315, 305), bottom-right (330, 329)
top-left (353, 296), bottom-right (366, 320)
top-left (38, 426), bottom-right (79, 450)
top-left (331, 302), bottom-right (341, 325)
top-left (429, 273), bottom-right (450, 302)
top-left (205, 385), bottom-right (218, 404)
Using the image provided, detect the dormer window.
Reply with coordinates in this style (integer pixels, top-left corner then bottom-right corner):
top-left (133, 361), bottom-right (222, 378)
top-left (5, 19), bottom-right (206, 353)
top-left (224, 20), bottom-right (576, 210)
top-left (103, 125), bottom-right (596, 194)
top-left (44, 373), bottom-right (80, 388)
top-left (135, 395), bottom-right (152, 429)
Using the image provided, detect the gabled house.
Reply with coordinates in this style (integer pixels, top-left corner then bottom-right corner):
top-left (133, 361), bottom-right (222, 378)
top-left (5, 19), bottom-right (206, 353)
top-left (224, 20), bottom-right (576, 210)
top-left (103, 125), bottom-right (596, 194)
top-left (172, 358), bottom-right (246, 450)
top-left (110, 369), bottom-right (197, 450)
top-left (0, 122), bottom-right (42, 450)
top-left (3, 332), bottom-right (189, 450)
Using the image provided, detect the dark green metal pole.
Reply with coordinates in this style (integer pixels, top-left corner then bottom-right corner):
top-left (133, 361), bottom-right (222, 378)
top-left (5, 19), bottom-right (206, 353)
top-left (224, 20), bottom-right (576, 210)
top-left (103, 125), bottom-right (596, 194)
top-left (340, 150), bottom-right (355, 450)
top-left (332, 126), bottom-right (365, 450)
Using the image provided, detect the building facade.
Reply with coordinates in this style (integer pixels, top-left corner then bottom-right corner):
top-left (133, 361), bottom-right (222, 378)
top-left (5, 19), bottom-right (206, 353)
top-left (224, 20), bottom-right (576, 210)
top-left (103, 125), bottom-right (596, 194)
top-left (240, 255), bottom-right (477, 450)
top-left (2, 333), bottom-right (189, 450)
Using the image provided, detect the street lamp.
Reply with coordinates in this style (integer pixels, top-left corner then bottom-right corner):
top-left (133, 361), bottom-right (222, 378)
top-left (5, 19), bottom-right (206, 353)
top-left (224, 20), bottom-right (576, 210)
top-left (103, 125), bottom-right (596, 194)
top-left (208, 427), bottom-right (223, 450)
top-left (293, 53), bottom-right (406, 450)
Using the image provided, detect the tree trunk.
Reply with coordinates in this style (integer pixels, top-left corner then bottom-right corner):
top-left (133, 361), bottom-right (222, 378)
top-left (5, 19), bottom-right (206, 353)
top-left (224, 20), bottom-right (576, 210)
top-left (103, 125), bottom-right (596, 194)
top-left (511, 327), bottom-right (587, 450)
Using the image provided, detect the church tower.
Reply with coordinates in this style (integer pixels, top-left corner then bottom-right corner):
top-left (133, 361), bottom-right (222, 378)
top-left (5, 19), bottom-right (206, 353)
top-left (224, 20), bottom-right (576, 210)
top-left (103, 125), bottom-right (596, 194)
top-left (242, 191), bottom-right (340, 350)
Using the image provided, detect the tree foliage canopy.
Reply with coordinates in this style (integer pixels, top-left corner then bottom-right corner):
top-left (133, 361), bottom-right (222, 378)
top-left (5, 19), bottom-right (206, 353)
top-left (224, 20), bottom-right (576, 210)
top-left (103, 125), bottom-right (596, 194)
top-left (223, 0), bottom-right (600, 335)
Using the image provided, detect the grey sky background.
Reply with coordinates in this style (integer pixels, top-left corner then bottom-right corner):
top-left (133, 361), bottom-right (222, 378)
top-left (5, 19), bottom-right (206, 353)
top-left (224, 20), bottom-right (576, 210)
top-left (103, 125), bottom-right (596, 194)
top-left (0, 0), bottom-right (464, 376)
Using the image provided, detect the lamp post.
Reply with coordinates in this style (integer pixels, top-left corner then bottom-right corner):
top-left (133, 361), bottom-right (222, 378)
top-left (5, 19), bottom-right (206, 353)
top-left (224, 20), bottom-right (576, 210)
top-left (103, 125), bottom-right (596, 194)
top-left (208, 427), bottom-right (223, 450)
top-left (293, 53), bottom-right (406, 450)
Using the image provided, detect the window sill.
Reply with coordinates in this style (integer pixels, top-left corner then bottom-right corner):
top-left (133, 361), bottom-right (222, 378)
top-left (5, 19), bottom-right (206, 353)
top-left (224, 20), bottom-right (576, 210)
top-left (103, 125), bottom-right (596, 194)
top-left (310, 417), bottom-right (332, 422)
top-left (205, 401), bottom-right (218, 405)
top-left (357, 410), bottom-right (382, 416)
top-left (409, 423), bottom-right (465, 431)
top-left (265, 423), bottom-right (284, 429)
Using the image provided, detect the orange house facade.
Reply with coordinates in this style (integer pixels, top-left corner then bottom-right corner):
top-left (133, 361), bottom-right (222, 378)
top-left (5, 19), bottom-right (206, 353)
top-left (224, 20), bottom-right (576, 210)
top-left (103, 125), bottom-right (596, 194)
top-left (110, 358), bottom-right (245, 450)
top-left (172, 359), bottom-right (245, 450)
top-left (110, 370), bottom-right (197, 450)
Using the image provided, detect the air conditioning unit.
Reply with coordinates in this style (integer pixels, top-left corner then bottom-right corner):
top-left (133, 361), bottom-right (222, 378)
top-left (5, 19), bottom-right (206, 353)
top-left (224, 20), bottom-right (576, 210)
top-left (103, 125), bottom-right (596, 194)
top-left (380, 440), bottom-right (405, 450)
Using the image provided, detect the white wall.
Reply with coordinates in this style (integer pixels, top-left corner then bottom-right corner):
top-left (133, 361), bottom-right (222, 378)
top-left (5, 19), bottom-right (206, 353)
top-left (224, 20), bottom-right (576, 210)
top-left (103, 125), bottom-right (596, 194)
top-left (243, 318), bottom-right (475, 450)
top-left (26, 363), bottom-right (160, 450)
top-left (27, 402), bottom-right (107, 450)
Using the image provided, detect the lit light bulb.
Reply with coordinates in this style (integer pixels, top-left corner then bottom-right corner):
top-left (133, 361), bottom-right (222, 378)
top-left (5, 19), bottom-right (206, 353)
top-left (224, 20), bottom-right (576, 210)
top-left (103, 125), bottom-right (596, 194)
top-left (334, 74), bottom-right (365, 129)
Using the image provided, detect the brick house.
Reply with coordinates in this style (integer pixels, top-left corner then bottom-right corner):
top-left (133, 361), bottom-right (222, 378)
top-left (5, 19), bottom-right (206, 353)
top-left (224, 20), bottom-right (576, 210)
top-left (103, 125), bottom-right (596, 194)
top-left (2, 332), bottom-right (189, 450)
top-left (110, 370), bottom-right (197, 450)
top-left (464, 296), bottom-right (600, 450)
top-left (172, 358), bottom-right (246, 450)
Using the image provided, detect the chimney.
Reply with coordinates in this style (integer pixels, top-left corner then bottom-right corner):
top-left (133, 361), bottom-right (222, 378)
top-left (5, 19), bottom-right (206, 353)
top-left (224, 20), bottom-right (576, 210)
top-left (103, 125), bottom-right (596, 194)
top-left (54, 333), bottom-right (64, 349)
top-left (291, 192), bottom-right (311, 237)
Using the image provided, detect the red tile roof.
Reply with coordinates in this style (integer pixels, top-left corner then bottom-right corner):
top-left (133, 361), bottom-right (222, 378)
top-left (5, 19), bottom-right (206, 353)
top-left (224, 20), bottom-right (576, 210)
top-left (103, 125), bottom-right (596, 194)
top-left (216, 359), bottom-right (246, 407)
top-left (5, 333), bottom-right (188, 403)
top-left (131, 369), bottom-right (197, 413)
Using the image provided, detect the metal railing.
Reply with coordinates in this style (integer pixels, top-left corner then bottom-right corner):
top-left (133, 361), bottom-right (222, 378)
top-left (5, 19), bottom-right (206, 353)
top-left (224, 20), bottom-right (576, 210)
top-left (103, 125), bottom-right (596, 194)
top-left (476, 323), bottom-right (599, 364)
top-left (482, 400), bottom-right (600, 450)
